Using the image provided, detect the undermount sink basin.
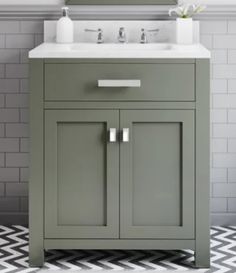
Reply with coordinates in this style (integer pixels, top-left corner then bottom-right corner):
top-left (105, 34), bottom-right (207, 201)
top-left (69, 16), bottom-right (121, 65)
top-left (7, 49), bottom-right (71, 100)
top-left (29, 42), bottom-right (211, 59)
top-left (70, 43), bottom-right (174, 51)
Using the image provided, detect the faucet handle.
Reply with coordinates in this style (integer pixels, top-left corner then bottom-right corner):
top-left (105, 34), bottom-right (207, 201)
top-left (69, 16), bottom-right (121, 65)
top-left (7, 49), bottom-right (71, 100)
top-left (140, 29), bottom-right (147, 44)
top-left (140, 28), bottom-right (159, 43)
top-left (85, 28), bottom-right (102, 32)
top-left (84, 28), bottom-right (103, 43)
top-left (146, 28), bottom-right (160, 33)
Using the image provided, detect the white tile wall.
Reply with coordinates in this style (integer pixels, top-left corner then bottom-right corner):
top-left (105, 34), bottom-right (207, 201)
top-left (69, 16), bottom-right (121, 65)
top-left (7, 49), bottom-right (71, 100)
top-left (0, 21), bottom-right (42, 222)
top-left (204, 20), bottom-right (236, 223)
top-left (0, 19), bottom-right (236, 224)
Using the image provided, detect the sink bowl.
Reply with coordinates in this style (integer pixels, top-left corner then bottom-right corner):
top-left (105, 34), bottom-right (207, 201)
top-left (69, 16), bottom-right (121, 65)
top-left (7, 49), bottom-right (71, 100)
top-left (70, 43), bottom-right (174, 51)
top-left (29, 42), bottom-right (211, 59)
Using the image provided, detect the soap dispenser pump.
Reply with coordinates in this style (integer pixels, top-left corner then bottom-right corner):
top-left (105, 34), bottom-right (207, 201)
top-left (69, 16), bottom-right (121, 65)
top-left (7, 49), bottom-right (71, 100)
top-left (56, 7), bottom-right (74, 44)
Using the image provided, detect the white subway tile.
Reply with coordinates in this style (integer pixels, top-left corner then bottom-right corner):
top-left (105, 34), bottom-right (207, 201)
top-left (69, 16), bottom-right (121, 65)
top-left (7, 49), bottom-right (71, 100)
top-left (213, 153), bottom-right (236, 168)
top-left (228, 21), bottom-right (236, 34)
top-left (6, 94), bottom-right (29, 108)
top-left (6, 34), bottom-right (34, 49)
top-left (213, 65), bottom-right (236, 79)
top-left (0, 153), bottom-right (4, 167)
top-left (213, 94), bottom-right (236, 108)
top-left (228, 110), bottom-right (236, 123)
top-left (228, 50), bottom-right (236, 64)
top-left (6, 153), bottom-right (28, 167)
top-left (20, 109), bottom-right (29, 123)
top-left (0, 197), bottom-right (20, 212)
top-left (212, 139), bottom-right (227, 153)
top-left (201, 21), bottom-right (227, 34)
top-left (213, 35), bottom-right (236, 49)
top-left (211, 109), bottom-right (227, 123)
top-left (20, 197), bottom-right (28, 212)
top-left (213, 94), bottom-right (228, 108)
top-left (20, 21), bottom-right (43, 34)
top-left (211, 49), bottom-right (227, 64)
top-left (0, 79), bottom-right (19, 93)
top-left (0, 109), bottom-right (19, 123)
top-left (211, 168), bottom-right (227, 183)
top-left (20, 49), bottom-right (29, 64)
top-left (20, 79), bottom-right (28, 93)
top-left (0, 64), bottom-right (5, 78)
top-left (228, 139), bottom-right (236, 153)
top-left (20, 167), bottom-right (28, 182)
top-left (228, 168), bottom-right (236, 183)
top-left (0, 168), bottom-right (19, 182)
top-left (0, 35), bottom-right (5, 48)
top-left (6, 124), bottom-right (29, 137)
top-left (228, 80), bottom-right (236, 93)
top-left (0, 21), bottom-right (20, 33)
top-left (211, 79), bottom-right (227, 94)
top-left (213, 183), bottom-right (236, 197)
top-left (228, 198), bottom-right (236, 212)
top-left (6, 64), bottom-right (28, 79)
top-left (213, 124), bottom-right (236, 138)
top-left (6, 182), bottom-right (28, 197)
top-left (0, 49), bottom-right (20, 64)
top-left (0, 124), bottom-right (4, 137)
top-left (211, 198), bottom-right (227, 212)
top-left (0, 94), bottom-right (4, 108)
top-left (20, 138), bottom-right (29, 153)
top-left (0, 138), bottom-right (19, 152)
top-left (0, 183), bottom-right (4, 196)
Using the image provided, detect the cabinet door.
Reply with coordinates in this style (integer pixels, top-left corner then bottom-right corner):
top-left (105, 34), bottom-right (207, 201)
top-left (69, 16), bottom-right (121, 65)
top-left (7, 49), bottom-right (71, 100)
top-left (120, 110), bottom-right (195, 239)
top-left (45, 110), bottom-right (119, 239)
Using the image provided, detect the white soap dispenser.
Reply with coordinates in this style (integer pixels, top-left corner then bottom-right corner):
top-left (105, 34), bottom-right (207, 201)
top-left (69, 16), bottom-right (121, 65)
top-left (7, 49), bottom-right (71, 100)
top-left (56, 7), bottom-right (74, 44)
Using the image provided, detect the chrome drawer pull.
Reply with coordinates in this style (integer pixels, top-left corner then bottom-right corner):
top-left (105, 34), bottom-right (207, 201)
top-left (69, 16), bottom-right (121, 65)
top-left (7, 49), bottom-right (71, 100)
top-left (122, 128), bottom-right (130, 143)
top-left (98, 80), bottom-right (141, 88)
top-left (109, 128), bottom-right (117, 143)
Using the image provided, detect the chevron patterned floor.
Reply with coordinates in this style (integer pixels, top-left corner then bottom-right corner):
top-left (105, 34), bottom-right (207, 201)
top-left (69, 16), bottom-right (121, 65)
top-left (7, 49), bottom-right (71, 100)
top-left (0, 226), bottom-right (236, 273)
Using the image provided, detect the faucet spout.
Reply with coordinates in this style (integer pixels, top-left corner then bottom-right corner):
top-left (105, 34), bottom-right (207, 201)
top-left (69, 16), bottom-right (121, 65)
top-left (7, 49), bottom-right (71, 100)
top-left (118, 27), bottom-right (127, 43)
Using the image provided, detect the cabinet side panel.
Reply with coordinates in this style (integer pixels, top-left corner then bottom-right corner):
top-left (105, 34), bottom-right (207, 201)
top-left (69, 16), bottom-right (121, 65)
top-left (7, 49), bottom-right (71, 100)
top-left (195, 59), bottom-right (210, 268)
top-left (29, 59), bottom-right (44, 266)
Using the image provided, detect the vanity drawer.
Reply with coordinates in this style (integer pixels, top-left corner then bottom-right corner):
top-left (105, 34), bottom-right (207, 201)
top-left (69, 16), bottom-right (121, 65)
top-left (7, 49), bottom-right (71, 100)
top-left (44, 63), bottom-right (195, 101)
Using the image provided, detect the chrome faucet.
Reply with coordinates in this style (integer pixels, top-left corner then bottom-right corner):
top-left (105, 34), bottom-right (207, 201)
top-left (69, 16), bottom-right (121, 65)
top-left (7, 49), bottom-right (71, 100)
top-left (118, 27), bottom-right (127, 43)
top-left (140, 29), bottom-right (147, 44)
top-left (85, 28), bottom-right (104, 44)
top-left (140, 28), bottom-right (160, 44)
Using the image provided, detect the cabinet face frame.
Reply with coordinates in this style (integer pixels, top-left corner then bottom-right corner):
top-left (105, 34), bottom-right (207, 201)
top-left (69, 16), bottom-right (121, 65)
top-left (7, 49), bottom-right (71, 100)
top-left (66, 0), bottom-right (177, 5)
top-left (120, 109), bottom-right (195, 239)
top-left (44, 109), bottom-right (120, 239)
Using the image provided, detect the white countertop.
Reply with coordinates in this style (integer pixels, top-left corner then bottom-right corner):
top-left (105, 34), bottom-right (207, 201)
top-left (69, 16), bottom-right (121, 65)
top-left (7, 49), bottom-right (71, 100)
top-left (29, 43), bottom-right (211, 59)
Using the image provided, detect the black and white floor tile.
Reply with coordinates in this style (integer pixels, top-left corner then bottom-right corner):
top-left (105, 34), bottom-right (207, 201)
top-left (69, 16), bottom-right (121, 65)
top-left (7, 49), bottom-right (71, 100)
top-left (0, 226), bottom-right (236, 272)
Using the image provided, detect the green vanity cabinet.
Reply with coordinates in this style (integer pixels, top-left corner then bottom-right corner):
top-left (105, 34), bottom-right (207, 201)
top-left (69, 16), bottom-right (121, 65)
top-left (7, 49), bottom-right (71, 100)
top-left (29, 59), bottom-right (210, 268)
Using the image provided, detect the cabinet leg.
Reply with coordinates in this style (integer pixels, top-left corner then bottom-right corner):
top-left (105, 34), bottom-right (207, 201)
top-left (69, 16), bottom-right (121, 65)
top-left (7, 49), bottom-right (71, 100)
top-left (29, 248), bottom-right (45, 267)
top-left (194, 249), bottom-right (210, 268)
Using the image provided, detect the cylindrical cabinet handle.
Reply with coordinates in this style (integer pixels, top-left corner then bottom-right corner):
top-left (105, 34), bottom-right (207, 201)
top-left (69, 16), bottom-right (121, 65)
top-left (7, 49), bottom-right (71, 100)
top-left (109, 128), bottom-right (117, 143)
top-left (122, 128), bottom-right (130, 143)
top-left (98, 80), bottom-right (141, 88)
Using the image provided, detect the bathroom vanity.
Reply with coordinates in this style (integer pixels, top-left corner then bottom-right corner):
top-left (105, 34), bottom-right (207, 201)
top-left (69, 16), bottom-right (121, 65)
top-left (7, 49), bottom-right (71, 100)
top-left (29, 21), bottom-right (210, 268)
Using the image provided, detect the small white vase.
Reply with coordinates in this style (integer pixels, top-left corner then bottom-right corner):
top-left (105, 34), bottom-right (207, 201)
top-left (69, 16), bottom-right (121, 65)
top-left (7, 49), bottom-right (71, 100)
top-left (176, 18), bottom-right (193, 45)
